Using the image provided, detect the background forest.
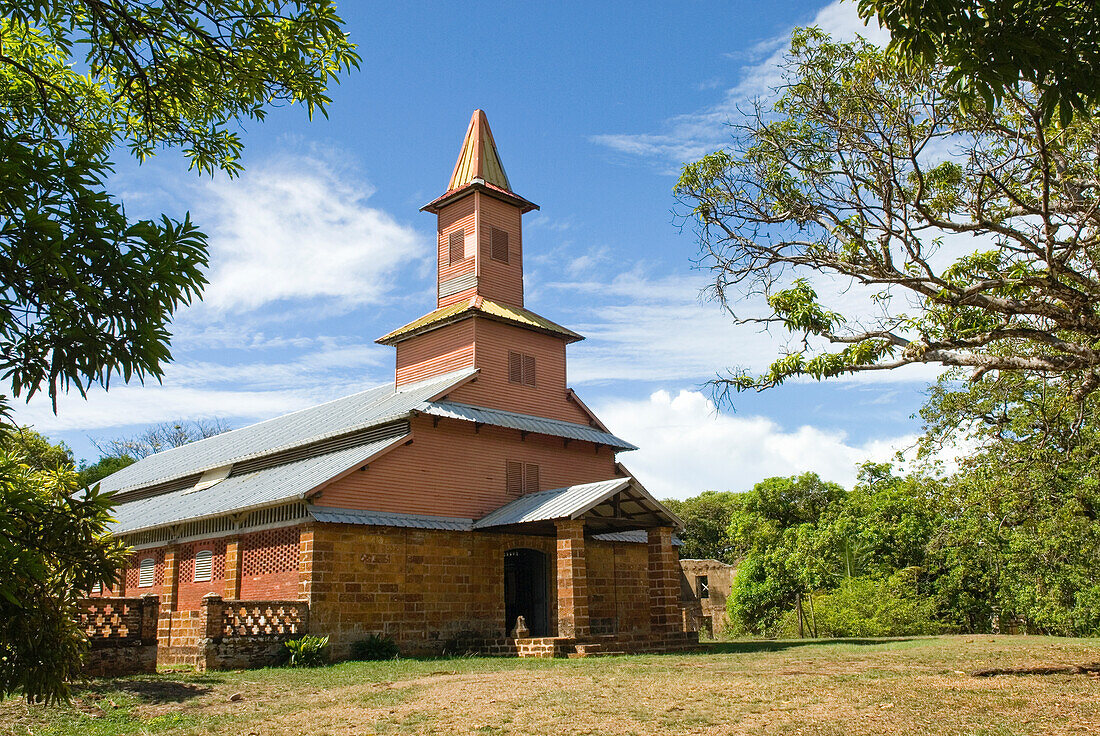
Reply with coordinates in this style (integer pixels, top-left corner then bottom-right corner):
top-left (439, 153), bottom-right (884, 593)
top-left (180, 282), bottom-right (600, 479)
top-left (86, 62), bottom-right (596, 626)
top-left (666, 371), bottom-right (1100, 639)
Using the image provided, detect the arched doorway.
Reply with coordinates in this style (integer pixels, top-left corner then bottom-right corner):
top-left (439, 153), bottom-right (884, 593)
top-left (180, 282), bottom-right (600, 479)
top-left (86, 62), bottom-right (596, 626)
top-left (504, 548), bottom-right (549, 637)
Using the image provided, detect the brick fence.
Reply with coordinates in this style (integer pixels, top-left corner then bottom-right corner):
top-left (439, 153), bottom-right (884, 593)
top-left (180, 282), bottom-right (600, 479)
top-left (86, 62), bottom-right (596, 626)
top-left (165, 594), bottom-right (309, 670)
top-left (78, 596), bottom-right (160, 676)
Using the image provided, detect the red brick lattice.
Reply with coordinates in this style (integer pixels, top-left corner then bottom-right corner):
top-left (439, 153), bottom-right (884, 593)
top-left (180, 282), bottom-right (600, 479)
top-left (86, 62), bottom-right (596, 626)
top-left (241, 527), bottom-right (299, 576)
top-left (221, 601), bottom-right (308, 637)
top-left (178, 540), bottom-right (227, 581)
top-left (78, 599), bottom-right (143, 641)
top-left (124, 550), bottom-right (164, 589)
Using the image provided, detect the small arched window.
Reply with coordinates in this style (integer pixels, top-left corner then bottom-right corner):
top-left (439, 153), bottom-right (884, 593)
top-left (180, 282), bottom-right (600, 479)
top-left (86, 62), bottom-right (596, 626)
top-left (138, 557), bottom-right (155, 588)
top-left (193, 550), bottom-right (213, 583)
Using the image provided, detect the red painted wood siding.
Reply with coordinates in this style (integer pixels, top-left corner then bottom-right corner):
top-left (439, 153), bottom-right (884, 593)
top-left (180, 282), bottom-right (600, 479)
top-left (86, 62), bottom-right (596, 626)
top-left (394, 318), bottom-right (476, 387)
top-left (476, 193), bottom-right (524, 307)
top-left (315, 415), bottom-right (620, 519)
top-left (446, 317), bottom-right (591, 423)
top-left (437, 195), bottom-right (476, 307)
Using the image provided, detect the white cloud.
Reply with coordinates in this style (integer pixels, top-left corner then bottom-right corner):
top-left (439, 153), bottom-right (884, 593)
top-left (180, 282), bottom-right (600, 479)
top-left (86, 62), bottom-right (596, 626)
top-left (596, 389), bottom-right (914, 499)
top-left (590, 0), bottom-right (889, 168)
top-left (194, 154), bottom-right (427, 313)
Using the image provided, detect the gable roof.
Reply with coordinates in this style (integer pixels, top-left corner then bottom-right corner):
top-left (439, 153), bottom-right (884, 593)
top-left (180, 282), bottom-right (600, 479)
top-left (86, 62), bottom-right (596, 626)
top-left (98, 368), bottom-right (477, 496)
top-left (473, 478), bottom-right (683, 534)
top-left (110, 431), bottom-right (410, 535)
top-left (415, 401), bottom-right (636, 451)
top-left (376, 296), bottom-right (583, 345)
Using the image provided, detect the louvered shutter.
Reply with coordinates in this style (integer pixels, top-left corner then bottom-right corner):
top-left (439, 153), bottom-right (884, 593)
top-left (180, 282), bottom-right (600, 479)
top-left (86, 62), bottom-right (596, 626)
top-left (508, 351), bottom-right (523, 383)
top-left (138, 558), bottom-right (155, 588)
top-left (522, 354), bottom-right (536, 386)
top-left (491, 227), bottom-right (509, 262)
top-left (449, 229), bottom-right (465, 264)
top-left (194, 549), bottom-right (213, 582)
top-left (524, 463), bottom-right (540, 494)
top-left (506, 461), bottom-right (524, 497)
top-left (91, 582), bottom-right (102, 593)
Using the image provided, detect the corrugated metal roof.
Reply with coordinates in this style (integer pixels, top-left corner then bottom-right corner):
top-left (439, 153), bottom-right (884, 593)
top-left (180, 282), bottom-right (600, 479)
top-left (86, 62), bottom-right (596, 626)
top-left (449, 110), bottom-right (511, 192)
top-left (97, 369), bottom-right (475, 495)
top-left (309, 507), bottom-right (474, 531)
top-left (473, 478), bottom-right (632, 528)
top-left (417, 401), bottom-right (637, 450)
top-left (109, 433), bottom-right (409, 534)
top-left (376, 296), bottom-right (582, 345)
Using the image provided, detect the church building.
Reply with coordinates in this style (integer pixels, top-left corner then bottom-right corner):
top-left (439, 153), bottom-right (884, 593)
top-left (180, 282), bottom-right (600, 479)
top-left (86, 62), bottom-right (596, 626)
top-left (95, 111), bottom-right (694, 661)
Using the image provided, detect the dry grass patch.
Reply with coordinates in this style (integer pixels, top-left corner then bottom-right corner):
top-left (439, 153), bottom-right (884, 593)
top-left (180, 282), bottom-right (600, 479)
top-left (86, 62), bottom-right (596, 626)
top-left (3, 636), bottom-right (1100, 735)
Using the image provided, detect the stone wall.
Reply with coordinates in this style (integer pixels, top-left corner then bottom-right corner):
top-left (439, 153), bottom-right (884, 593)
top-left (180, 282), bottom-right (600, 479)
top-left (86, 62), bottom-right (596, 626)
top-left (78, 596), bottom-right (160, 677)
top-left (162, 594), bottom-right (308, 670)
top-left (304, 522), bottom-right (654, 658)
top-left (679, 558), bottom-right (737, 635)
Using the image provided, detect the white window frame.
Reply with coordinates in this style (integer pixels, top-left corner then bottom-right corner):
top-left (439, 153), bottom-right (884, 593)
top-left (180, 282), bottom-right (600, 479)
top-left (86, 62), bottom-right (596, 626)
top-left (138, 557), bottom-right (156, 588)
top-left (193, 549), bottom-right (214, 583)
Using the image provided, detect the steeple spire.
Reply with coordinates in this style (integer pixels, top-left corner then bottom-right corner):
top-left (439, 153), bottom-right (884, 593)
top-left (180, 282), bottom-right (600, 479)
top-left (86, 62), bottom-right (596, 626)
top-left (449, 109), bottom-right (511, 192)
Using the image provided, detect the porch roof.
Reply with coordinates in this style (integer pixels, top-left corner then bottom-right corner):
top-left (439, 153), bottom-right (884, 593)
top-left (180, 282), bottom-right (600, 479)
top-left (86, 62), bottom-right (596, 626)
top-left (472, 477), bottom-right (683, 535)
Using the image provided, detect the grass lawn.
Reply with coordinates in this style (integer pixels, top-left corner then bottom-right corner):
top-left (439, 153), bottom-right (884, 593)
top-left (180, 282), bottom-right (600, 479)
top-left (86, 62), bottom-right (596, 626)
top-left (3, 636), bottom-right (1100, 735)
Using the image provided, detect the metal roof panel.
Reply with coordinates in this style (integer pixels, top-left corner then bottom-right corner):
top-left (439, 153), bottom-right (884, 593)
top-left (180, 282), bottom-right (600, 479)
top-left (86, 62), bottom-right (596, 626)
top-left (96, 369), bottom-right (475, 495)
top-left (416, 401), bottom-right (637, 450)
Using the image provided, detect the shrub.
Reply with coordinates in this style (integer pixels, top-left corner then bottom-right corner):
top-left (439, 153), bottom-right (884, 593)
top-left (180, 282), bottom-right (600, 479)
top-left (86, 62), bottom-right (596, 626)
top-left (285, 635), bottom-right (329, 667)
top-left (350, 634), bottom-right (400, 661)
top-left (810, 569), bottom-right (947, 637)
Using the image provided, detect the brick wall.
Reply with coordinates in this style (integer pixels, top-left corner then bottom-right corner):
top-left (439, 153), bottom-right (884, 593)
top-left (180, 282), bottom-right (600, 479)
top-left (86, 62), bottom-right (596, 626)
top-left (176, 539), bottom-right (228, 610)
top-left (305, 522), bottom-right (652, 658)
top-left (240, 527), bottom-right (301, 599)
top-left (79, 596), bottom-right (159, 677)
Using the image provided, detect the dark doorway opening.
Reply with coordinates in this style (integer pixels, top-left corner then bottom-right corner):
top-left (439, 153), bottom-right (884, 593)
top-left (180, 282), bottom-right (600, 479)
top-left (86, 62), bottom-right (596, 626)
top-left (504, 548), bottom-right (549, 637)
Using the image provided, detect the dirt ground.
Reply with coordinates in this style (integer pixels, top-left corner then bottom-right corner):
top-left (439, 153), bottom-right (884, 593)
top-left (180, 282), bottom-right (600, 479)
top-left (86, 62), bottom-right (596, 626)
top-left (3, 636), bottom-right (1100, 735)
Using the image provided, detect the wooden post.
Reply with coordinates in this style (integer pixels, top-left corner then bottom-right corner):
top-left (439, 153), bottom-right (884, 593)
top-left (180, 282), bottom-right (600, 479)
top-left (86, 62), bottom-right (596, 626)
top-left (797, 592), bottom-right (804, 639)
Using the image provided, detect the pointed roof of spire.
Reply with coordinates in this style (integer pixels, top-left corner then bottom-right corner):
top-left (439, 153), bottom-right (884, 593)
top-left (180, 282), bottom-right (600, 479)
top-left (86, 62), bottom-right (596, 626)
top-left (449, 109), bottom-right (511, 192)
top-left (422, 110), bottom-right (539, 214)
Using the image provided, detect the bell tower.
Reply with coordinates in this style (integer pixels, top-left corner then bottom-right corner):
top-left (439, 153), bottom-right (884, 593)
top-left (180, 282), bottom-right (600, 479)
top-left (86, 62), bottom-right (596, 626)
top-left (421, 110), bottom-right (538, 309)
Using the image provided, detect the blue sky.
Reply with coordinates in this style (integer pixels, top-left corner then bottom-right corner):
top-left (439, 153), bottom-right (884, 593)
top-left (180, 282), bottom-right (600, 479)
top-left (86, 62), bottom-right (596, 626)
top-left (15, 0), bottom-right (942, 498)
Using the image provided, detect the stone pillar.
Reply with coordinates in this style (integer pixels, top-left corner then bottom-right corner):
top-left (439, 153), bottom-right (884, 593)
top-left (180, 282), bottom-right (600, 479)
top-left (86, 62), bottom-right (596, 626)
top-left (140, 595), bottom-right (161, 645)
top-left (224, 536), bottom-right (242, 600)
top-left (298, 525), bottom-right (316, 602)
top-left (555, 519), bottom-right (589, 639)
top-left (647, 527), bottom-right (679, 639)
top-left (158, 546), bottom-right (180, 648)
top-left (199, 594), bottom-right (225, 672)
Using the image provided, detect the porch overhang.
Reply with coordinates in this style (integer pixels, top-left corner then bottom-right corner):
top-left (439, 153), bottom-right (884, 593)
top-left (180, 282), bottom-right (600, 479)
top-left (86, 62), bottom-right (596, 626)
top-left (472, 477), bottom-right (683, 536)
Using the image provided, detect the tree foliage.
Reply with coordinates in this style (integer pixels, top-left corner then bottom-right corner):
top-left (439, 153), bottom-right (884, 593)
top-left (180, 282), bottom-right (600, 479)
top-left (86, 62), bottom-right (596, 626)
top-left (0, 0), bottom-right (357, 703)
top-left (0, 1), bottom-right (359, 407)
top-left (676, 29), bottom-right (1100, 400)
top-left (857, 0), bottom-right (1100, 125)
top-left (663, 490), bottom-right (741, 562)
top-left (0, 439), bottom-right (127, 704)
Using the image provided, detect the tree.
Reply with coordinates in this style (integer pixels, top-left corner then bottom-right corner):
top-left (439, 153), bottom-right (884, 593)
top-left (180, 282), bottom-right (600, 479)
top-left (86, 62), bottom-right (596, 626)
top-left (0, 436), bottom-right (127, 704)
top-left (725, 473), bottom-right (845, 634)
top-left (675, 29), bottom-right (1100, 401)
top-left (663, 490), bottom-right (742, 562)
top-left (0, 0), bottom-right (358, 702)
top-left (856, 0), bottom-right (1100, 124)
top-left (92, 417), bottom-right (232, 460)
top-left (78, 455), bottom-right (136, 488)
top-left (0, 1), bottom-right (359, 407)
top-left (1, 427), bottom-right (74, 471)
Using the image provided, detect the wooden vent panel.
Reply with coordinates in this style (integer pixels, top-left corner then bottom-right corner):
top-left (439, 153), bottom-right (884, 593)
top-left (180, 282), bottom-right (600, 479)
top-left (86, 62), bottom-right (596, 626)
top-left (490, 227), bottom-right (509, 263)
top-left (506, 460), bottom-right (524, 497)
top-left (449, 229), bottom-right (465, 264)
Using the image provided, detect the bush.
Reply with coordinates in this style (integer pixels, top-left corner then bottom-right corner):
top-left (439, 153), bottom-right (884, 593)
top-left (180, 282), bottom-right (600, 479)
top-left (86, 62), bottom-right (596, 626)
top-left (810, 569), bottom-right (948, 637)
top-left (285, 635), bottom-right (329, 667)
top-left (350, 634), bottom-right (399, 661)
